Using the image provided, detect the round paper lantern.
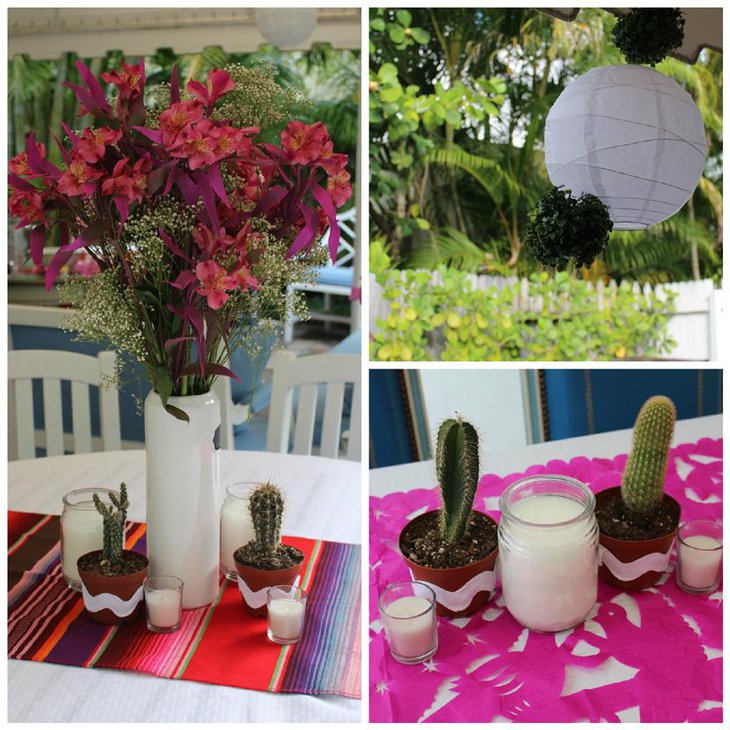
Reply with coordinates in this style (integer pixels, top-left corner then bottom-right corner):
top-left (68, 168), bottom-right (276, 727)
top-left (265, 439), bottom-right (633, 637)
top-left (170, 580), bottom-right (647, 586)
top-left (545, 65), bottom-right (707, 230)
top-left (254, 9), bottom-right (318, 49)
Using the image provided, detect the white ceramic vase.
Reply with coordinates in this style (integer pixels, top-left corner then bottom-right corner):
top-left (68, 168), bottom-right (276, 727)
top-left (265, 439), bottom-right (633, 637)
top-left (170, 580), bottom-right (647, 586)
top-left (144, 390), bottom-right (220, 609)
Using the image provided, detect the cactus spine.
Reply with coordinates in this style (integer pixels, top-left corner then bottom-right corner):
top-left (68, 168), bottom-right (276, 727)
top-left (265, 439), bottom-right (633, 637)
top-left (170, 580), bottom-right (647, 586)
top-left (436, 416), bottom-right (480, 544)
top-left (93, 483), bottom-right (129, 566)
top-left (249, 482), bottom-right (284, 556)
top-left (621, 396), bottom-right (676, 517)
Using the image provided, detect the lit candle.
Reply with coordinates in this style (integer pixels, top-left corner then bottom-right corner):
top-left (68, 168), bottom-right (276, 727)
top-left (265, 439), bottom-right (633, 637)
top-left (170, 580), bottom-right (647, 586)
top-left (677, 520), bottom-right (722, 593)
top-left (267, 585), bottom-right (307, 644)
top-left (499, 477), bottom-right (598, 632)
top-left (220, 485), bottom-right (255, 579)
top-left (146, 589), bottom-right (181, 628)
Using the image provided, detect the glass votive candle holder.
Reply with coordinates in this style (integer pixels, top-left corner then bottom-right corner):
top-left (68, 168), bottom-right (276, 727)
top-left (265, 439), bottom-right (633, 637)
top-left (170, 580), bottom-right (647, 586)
top-left (144, 576), bottom-right (183, 633)
top-left (379, 581), bottom-right (437, 665)
top-left (61, 487), bottom-right (119, 591)
top-left (267, 585), bottom-right (307, 645)
top-left (220, 483), bottom-right (255, 580)
top-left (676, 520), bottom-right (722, 594)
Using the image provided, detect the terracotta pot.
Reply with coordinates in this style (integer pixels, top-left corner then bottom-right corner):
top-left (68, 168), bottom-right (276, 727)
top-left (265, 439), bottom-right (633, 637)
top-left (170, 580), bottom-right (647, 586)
top-left (234, 553), bottom-right (303, 617)
top-left (595, 487), bottom-right (681, 590)
top-left (399, 510), bottom-right (499, 618)
top-left (77, 550), bottom-right (148, 625)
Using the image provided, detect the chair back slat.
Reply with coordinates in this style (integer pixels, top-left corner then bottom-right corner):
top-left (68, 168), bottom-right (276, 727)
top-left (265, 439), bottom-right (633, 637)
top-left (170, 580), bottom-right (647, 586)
top-left (292, 384), bottom-right (318, 455)
top-left (346, 382), bottom-right (362, 461)
top-left (13, 379), bottom-right (36, 460)
top-left (71, 381), bottom-right (93, 454)
top-left (42, 378), bottom-right (65, 456)
top-left (320, 381), bottom-right (345, 458)
top-left (97, 351), bottom-right (121, 451)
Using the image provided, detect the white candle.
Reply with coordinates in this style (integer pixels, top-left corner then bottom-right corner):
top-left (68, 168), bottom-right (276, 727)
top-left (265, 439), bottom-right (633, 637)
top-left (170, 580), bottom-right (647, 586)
top-left (679, 535), bottom-right (722, 589)
top-left (61, 501), bottom-right (104, 583)
top-left (146, 589), bottom-right (181, 628)
top-left (220, 496), bottom-right (255, 576)
top-left (500, 494), bottom-right (598, 632)
top-left (383, 596), bottom-right (436, 659)
top-left (268, 598), bottom-right (305, 641)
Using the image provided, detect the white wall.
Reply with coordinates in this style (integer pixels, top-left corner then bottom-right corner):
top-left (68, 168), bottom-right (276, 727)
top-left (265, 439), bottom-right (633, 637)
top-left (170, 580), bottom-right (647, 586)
top-left (418, 370), bottom-right (530, 457)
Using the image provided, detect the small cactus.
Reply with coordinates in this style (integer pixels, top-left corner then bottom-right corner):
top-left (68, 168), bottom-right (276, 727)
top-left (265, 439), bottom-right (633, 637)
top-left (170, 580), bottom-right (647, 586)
top-left (249, 482), bottom-right (284, 556)
top-left (621, 396), bottom-right (676, 517)
top-left (436, 416), bottom-right (480, 544)
top-left (93, 483), bottom-right (129, 567)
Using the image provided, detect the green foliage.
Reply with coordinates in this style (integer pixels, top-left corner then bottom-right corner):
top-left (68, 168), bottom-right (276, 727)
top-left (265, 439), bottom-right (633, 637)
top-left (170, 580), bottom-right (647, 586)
top-left (249, 482), bottom-right (284, 556)
top-left (93, 483), bottom-right (129, 567)
top-left (621, 396), bottom-right (676, 516)
top-left (436, 417), bottom-right (480, 545)
top-left (525, 187), bottom-right (613, 270)
top-left (371, 242), bottom-right (677, 361)
top-left (612, 9), bottom-right (685, 66)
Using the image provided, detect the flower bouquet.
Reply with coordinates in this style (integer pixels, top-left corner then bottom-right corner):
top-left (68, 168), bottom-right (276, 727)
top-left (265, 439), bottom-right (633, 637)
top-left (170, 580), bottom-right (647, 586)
top-left (8, 59), bottom-right (352, 419)
top-left (8, 59), bottom-right (352, 607)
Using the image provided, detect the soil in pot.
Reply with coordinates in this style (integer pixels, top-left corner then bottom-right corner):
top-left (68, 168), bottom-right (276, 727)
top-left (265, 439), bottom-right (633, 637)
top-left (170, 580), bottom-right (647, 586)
top-left (595, 492), bottom-right (679, 541)
top-left (78, 551), bottom-right (148, 577)
top-left (233, 543), bottom-right (304, 571)
top-left (400, 511), bottom-right (497, 569)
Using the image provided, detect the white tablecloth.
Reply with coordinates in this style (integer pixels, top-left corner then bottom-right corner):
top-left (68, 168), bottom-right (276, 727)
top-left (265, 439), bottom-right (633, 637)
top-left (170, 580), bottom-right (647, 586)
top-left (370, 414), bottom-right (723, 496)
top-left (8, 449), bottom-right (361, 723)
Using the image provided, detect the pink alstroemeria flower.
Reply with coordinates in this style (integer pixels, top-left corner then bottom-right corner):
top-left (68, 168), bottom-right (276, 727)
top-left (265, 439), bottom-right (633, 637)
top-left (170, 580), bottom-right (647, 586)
top-left (192, 224), bottom-right (234, 257)
top-left (195, 260), bottom-right (237, 310)
top-left (101, 158), bottom-right (136, 200)
top-left (10, 143), bottom-right (47, 177)
top-left (229, 262), bottom-right (259, 291)
top-left (158, 100), bottom-right (204, 149)
top-left (9, 189), bottom-right (47, 228)
top-left (76, 127), bottom-right (123, 164)
top-left (318, 140), bottom-right (349, 176)
top-left (211, 125), bottom-right (257, 161)
top-left (57, 158), bottom-right (103, 198)
top-left (327, 168), bottom-right (353, 208)
top-left (101, 61), bottom-right (145, 100)
top-left (171, 120), bottom-right (218, 170)
top-left (187, 69), bottom-right (235, 111)
top-left (281, 120), bottom-right (329, 165)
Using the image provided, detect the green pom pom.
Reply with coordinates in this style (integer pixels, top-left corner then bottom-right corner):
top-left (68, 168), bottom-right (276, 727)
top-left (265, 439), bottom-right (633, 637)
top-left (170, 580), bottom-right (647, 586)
top-left (524, 186), bottom-right (613, 270)
top-left (613, 9), bottom-right (685, 66)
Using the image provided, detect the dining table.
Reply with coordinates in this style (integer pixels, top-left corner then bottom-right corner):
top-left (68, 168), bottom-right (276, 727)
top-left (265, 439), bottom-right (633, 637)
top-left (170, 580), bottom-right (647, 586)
top-left (369, 415), bottom-right (723, 723)
top-left (9, 448), bottom-right (361, 723)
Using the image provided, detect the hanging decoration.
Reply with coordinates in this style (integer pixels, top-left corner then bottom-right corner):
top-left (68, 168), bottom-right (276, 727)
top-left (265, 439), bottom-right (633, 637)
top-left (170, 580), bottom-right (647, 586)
top-left (612, 8), bottom-right (686, 66)
top-left (544, 64), bottom-right (707, 233)
top-left (254, 9), bottom-right (318, 49)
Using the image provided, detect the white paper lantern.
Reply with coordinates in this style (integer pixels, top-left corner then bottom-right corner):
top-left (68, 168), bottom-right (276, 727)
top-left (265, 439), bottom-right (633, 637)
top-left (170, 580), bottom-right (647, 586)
top-left (545, 65), bottom-right (707, 230)
top-left (254, 9), bottom-right (318, 49)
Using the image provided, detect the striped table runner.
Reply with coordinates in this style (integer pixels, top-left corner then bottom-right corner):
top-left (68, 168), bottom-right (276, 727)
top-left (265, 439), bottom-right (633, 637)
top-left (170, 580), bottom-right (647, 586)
top-left (8, 511), bottom-right (361, 698)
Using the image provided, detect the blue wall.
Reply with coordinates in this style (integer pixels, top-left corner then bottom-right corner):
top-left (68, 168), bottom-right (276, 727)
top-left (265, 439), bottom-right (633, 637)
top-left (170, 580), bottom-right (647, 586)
top-left (369, 370), bottom-right (416, 469)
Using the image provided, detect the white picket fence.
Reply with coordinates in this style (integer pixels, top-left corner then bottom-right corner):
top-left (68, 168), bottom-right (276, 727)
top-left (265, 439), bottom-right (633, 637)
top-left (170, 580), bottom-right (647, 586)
top-left (369, 272), bottom-right (721, 360)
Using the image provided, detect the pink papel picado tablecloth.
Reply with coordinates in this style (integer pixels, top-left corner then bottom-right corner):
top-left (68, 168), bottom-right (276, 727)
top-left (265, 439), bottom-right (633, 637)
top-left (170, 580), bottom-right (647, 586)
top-left (369, 438), bottom-right (723, 723)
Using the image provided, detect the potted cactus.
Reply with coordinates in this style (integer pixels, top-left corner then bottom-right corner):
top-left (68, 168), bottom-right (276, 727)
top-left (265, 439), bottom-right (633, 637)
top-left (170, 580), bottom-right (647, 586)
top-left (595, 396), bottom-right (681, 590)
top-left (77, 483), bottom-right (148, 624)
top-left (234, 482), bottom-right (304, 616)
top-left (398, 416), bottom-right (498, 617)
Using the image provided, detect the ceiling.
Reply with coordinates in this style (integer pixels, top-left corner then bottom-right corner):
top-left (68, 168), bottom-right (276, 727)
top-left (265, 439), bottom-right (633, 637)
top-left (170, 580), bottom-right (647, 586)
top-left (542, 7), bottom-right (722, 64)
top-left (8, 8), bottom-right (361, 59)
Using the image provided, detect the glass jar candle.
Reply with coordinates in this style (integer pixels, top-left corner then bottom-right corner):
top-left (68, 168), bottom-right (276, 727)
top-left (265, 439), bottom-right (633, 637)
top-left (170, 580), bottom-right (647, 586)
top-left (498, 475), bottom-right (598, 632)
top-left (220, 483), bottom-right (255, 580)
top-left (61, 487), bottom-right (120, 591)
top-left (676, 519), bottom-right (722, 594)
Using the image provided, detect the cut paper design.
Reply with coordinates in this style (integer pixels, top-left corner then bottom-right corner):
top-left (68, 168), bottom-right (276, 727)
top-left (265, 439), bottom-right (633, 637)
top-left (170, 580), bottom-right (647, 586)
top-left (370, 438), bottom-right (723, 722)
top-left (81, 583), bottom-right (143, 617)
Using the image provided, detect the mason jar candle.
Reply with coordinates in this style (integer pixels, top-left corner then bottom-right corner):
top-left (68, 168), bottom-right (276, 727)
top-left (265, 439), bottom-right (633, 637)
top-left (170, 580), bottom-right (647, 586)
top-left (498, 475), bottom-right (599, 632)
top-left (676, 519), bottom-right (722, 594)
top-left (220, 483), bottom-right (255, 580)
top-left (61, 487), bottom-right (120, 591)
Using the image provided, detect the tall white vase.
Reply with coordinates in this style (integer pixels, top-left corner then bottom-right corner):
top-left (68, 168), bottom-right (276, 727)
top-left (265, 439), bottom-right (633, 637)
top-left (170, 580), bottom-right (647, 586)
top-left (144, 390), bottom-right (220, 609)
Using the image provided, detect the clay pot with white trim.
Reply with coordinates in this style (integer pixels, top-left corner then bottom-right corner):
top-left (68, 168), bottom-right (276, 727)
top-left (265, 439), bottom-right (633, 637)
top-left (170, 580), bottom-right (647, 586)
top-left (77, 550), bottom-right (148, 625)
top-left (234, 554), bottom-right (303, 617)
top-left (595, 487), bottom-right (681, 590)
top-left (399, 510), bottom-right (499, 618)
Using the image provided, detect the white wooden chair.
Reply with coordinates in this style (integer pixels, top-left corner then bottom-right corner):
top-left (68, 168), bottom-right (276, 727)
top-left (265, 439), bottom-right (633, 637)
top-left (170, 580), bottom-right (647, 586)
top-left (265, 352), bottom-right (361, 461)
top-left (8, 349), bottom-right (121, 460)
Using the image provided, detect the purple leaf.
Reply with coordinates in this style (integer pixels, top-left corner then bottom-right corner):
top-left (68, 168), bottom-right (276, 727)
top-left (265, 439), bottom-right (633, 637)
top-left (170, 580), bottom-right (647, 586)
top-left (169, 270), bottom-right (197, 289)
top-left (8, 174), bottom-right (35, 193)
top-left (286, 203), bottom-right (317, 258)
top-left (164, 335), bottom-right (194, 350)
top-left (174, 168), bottom-right (200, 205)
top-left (45, 236), bottom-right (86, 291)
top-left (75, 60), bottom-right (110, 110)
top-left (170, 64), bottom-right (180, 104)
top-left (64, 82), bottom-right (110, 120)
top-left (255, 185), bottom-right (288, 214)
top-left (132, 126), bottom-right (163, 143)
top-left (148, 161), bottom-right (176, 196)
top-left (158, 228), bottom-right (190, 261)
top-left (194, 170), bottom-right (220, 230)
top-left (207, 163), bottom-right (230, 207)
top-left (113, 197), bottom-right (130, 223)
top-left (180, 362), bottom-right (240, 382)
top-left (29, 227), bottom-right (46, 265)
top-left (311, 184), bottom-right (340, 262)
top-left (50, 130), bottom-right (72, 165)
